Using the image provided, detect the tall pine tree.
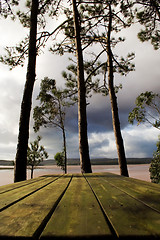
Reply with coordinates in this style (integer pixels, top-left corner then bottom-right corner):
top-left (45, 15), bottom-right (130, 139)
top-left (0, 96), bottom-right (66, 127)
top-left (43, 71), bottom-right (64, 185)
top-left (14, 0), bottom-right (39, 182)
top-left (72, 0), bottom-right (92, 173)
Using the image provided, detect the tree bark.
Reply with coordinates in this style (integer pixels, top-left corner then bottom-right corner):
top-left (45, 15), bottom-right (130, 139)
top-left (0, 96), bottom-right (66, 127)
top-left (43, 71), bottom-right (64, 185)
top-left (72, 0), bottom-right (92, 173)
top-left (14, 0), bottom-right (38, 182)
top-left (107, 5), bottom-right (129, 177)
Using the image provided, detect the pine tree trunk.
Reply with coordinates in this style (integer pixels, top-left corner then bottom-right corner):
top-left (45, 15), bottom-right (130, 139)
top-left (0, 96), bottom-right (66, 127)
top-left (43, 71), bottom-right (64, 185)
top-left (107, 5), bottom-right (129, 177)
top-left (14, 0), bottom-right (38, 182)
top-left (72, 0), bottom-right (92, 173)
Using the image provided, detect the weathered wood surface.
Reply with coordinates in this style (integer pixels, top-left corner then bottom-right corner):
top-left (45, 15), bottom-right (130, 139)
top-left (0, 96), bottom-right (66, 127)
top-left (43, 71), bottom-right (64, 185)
top-left (0, 173), bottom-right (159, 239)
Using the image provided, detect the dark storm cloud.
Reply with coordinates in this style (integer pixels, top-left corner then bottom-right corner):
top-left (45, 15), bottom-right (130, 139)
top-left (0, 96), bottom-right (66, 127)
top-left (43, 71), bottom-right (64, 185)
top-left (87, 106), bottom-right (113, 133)
top-left (65, 90), bottom-right (134, 133)
top-left (134, 140), bottom-right (157, 157)
top-left (65, 105), bottom-right (78, 133)
top-left (64, 95), bottom-right (113, 134)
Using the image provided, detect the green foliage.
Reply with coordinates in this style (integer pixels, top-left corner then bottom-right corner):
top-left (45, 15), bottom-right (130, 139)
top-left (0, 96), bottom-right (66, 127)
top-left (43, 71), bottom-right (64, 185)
top-left (27, 135), bottom-right (48, 178)
top-left (49, 0), bottom-right (135, 75)
top-left (0, 37), bottom-right (29, 69)
top-left (128, 107), bottom-right (145, 125)
top-left (129, 90), bottom-right (160, 183)
top-left (128, 91), bottom-right (160, 129)
top-left (80, 2), bottom-right (135, 88)
top-left (135, 0), bottom-right (160, 49)
top-left (27, 135), bottom-right (48, 166)
top-left (17, 0), bottom-right (64, 28)
top-left (33, 77), bottom-right (72, 132)
top-left (33, 77), bottom-right (70, 174)
top-left (0, 0), bottom-right (19, 19)
top-left (62, 60), bottom-right (101, 101)
top-left (149, 136), bottom-right (160, 183)
top-left (0, 0), bottom-right (66, 69)
top-left (54, 151), bottom-right (65, 171)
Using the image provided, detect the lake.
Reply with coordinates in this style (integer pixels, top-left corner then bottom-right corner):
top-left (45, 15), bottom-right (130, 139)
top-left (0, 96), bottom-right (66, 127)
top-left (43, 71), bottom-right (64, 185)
top-left (0, 164), bottom-right (151, 186)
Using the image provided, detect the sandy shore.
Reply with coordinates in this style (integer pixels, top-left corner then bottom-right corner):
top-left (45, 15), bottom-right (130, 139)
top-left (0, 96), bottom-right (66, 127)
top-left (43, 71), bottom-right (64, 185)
top-left (0, 164), bottom-right (151, 186)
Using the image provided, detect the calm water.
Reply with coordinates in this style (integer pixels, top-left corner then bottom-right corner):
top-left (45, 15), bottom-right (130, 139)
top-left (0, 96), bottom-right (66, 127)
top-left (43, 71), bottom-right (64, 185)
top-left (0, 164), bottom-right (151, 186)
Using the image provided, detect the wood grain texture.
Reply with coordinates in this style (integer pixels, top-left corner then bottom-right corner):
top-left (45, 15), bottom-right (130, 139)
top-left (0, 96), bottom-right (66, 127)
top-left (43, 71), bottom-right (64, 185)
top-left (0, 175), bottom-right (71, 238)
top-left (40, 174), bottom-right (113, 239)
top-left (0, 173), bottom-right (160, 239)
top-left (85, 173), bottom-right (160, 238)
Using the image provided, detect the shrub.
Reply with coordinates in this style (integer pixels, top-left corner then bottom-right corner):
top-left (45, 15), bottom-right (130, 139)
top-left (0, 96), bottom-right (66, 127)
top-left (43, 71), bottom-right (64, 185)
top-left (149, 137), bottom-right (160, 183)
top-left (54, 151), bottom-right (65, 172)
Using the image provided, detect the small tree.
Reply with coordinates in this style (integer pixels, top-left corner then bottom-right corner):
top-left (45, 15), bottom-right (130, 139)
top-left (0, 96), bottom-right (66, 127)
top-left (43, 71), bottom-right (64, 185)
top-left (33, 77), bottom-right (73, 174)
top-left (54, 151), bottom-right (65, 172)
top-left (149, 137), bottom-right (160, 183)
top-left (27, 135), bottom-right (48, 179)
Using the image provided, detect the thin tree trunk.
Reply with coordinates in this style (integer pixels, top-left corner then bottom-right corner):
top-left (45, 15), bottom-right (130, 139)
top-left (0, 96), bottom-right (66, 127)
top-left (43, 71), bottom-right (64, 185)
top-left (58, 97), bottom-right (67, 174)
top-left (62, 127), bottom-right (67, 174)
top-left (31, 165), bottom-right (34, 179)
top-left (107, 5), bottom-right (129, 177)
top-left (14, 0), bottom-right (38, 182)
top-left (72, 0), bottom-right (92, 173)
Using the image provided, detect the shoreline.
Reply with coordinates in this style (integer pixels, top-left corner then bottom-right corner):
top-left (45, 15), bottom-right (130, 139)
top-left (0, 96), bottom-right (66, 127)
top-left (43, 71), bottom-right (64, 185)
top-left (0, 164), bottom-right (151, 186)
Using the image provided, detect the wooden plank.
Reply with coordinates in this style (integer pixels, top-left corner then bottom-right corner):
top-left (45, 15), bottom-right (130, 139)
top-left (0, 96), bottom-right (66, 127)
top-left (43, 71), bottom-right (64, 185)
top-left (96, 172), bottom-right (160, 212)
top-left (99, 172), bottom-right (160, 191)
top-left (0, 175), bottom-right (72, 239)
top-left (0, 176), bottom-right (47, 194)
top-left (40, 174), bottom-right (113, 239)
top-left (85, 173), bottom-right (160, 239)
top-left (0, 175), bottom-right (60, 211)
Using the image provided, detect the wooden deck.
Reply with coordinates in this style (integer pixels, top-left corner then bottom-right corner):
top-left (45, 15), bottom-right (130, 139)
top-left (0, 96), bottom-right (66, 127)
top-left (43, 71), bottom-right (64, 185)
top-left (0, 172), bottom-right (160, 239)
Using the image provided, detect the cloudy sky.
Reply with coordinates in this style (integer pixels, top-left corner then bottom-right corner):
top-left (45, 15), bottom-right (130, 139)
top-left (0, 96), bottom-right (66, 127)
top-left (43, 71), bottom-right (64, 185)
top-left (0, 7), bottom-right (160, 161)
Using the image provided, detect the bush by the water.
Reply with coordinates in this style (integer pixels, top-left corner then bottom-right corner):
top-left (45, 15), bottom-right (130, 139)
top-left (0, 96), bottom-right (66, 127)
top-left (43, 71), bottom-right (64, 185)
top-left (54, 152), bottom-right (65, 171)
top-left (149, 137), bottom-right (160, 183)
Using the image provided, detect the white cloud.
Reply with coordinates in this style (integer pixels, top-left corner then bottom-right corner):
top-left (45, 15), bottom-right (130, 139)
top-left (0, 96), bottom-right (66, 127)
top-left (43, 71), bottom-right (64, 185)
top-left (122, 125), bottom-right (159, 158)
top-left (88, 131), bottom-right (116, 158)
top-left (87, 125), bottom-right (159, 159)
